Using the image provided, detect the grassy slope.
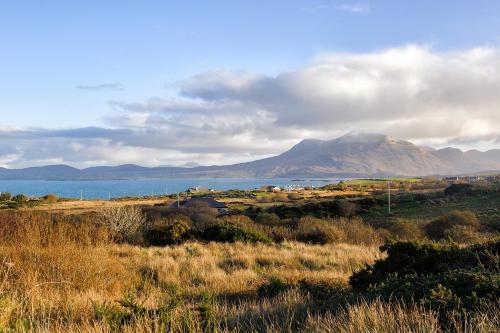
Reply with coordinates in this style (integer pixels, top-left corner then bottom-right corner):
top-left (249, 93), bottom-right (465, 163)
top-left (361, 191), bottom-right (500, 230)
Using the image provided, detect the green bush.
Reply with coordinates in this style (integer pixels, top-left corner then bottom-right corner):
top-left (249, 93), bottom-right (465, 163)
top-left (145, 221), bottom-right (192, 246)
top-left (424, 210), bottom-right (480, 240)
top-left (364, 269), bottom-right (499, 312)
top-left (350, 240), bottom-right (500, 292)
top-left (202, 222), bottom-right (271, 243)
top-left (13, 194), bottom-right (27, 203)
top-left (444, 183), bottom-right (473, 196)
top-left (355, 197), bottom-right (382, 211)
top-left (267, 200), bottom-right (343, 219)
top-left (350, 240), bottom-right (500, 316)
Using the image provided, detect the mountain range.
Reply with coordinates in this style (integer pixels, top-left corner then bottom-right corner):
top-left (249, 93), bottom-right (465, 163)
top-left (2, 133), bottom-right (500, 180)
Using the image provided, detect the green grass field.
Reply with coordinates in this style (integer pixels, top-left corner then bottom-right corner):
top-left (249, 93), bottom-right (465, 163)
top-left (343, 177), bottom-right (422, 186)
top-left (361, 191), bottom-right (500, 230)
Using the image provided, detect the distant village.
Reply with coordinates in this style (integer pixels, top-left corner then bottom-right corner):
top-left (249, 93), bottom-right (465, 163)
top-left (442, 175), bottom-right (500, 183)
top-left (186, 184), bottom-right (309, 195)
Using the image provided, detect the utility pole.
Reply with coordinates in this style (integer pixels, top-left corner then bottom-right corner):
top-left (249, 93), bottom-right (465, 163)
top-left (387, 181), bottom-right (391, 215)
top-left (80, 190), bottom-right (83, 201)
top-left (177, 192), bottom-right (180, 208)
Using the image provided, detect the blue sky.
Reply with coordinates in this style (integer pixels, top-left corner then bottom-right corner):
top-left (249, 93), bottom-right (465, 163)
top-left (1, 1), bottom-right (500, 167)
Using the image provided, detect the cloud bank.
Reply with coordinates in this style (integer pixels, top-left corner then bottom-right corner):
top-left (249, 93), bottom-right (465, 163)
top-left (3, 45), bottom-right (500, 168)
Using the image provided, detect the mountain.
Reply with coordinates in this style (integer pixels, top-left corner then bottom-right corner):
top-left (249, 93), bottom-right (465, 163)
top-left (2, 133), bottom-right (500, 180)
top-left (221, 133), bottom-right (499, 178)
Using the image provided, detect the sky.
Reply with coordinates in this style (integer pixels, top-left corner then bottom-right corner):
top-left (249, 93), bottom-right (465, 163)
top-left (1, 1), bottom-right (500, 168)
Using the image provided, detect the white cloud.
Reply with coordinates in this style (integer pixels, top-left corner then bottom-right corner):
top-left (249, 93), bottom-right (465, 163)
top-left (336, 3), bottom-right (371, 14)
top-left (76, 83), bottom-right (124, 91)
top-left (3, 45), bottom-right (500, 168)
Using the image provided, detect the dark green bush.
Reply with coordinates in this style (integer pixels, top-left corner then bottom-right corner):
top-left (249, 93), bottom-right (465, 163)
top-left (413, 192), bottom-right (429, 201)
top-left (202, 222), bottom-right (271, 243)
top-left (424, 210), bottom-right (480, 240)
top-left (350, 240), bottom-right (500, 292)
top-left (444, 183), bottom-right (473, 196)
top-left (267, 200), bottom-right (343, 219)
top-left (364, 269), bottom-right (499, 311)
top-left (338, 201), bottom-right (359, 217)
top-left (355, 197), bottom-right (382, 211)
top-left (350, 240), bottom-right (500, 315)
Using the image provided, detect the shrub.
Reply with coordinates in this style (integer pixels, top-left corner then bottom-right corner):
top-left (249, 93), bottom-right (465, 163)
top-left (268, 200), bottom-right (343, 219)
top-left (42, 193), bottom-right (58, 203)
top-left (350, 240), bottom-right (500, 292)
top-left (363, 270), bottom-right (499, 312)
top-left (182, 201), bottom-right (218, 230)
top-left (202, 222), bottom-right (271, 243)
top-left (385, 219), bottom-right (425, 241)
top-left (414, 193), bottom-right (429, 201)
top-left (444, 183), bottom-right (473, 196)
top-left (272, 193), bottom-right (289, 202)
top-left (144, 221), bottom-right (192, 246)
top-left (217, 214), bottom-right (254, 228)
top-left (333, 217), bottom-right (382, 245)
top-left (97, 206), bottom-right (146, 243)
top-left (12, 194), bottom-right (27, 203)
top-left (294, 217), bottom-right (345, 244)
top-left (350, 240), bottom-right (500, 322)
top-left (0, 192), bottom-right (11, 201)
top-left (255, 213), bottom-right (281, 226)
top-left (443, 225), bottom-right (484, 244)
top-left (287, 192), bottom-right (301, 200)
top-left (355, 197), bottom-right (382, 211)
top-left (142, 202), bottom-right (218, 231)
top-left (424, 210), bottom-right (480, 240)
top-left (0, 211), bottom-right (111, 246)
top-left (338, 201), bottom-right (359, 217)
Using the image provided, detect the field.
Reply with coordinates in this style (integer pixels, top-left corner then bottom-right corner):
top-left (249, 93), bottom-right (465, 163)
top-left (0, 179), bottom-right (498, 332)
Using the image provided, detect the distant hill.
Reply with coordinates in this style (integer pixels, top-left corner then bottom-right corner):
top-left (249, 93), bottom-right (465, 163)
top-left (2, 133), bottom-right (500, 180)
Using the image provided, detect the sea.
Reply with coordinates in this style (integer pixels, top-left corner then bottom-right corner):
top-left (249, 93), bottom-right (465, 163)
top-left (0, 178), bottom-right (339, 200)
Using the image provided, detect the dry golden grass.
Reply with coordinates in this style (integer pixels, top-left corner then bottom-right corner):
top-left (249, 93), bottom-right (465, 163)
top-left (0, 210), bottom-right (381, 332)
top-left (0, 210), bottom-right (497, 332)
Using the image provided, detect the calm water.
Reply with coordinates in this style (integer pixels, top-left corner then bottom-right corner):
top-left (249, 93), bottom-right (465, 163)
top-left (0, 178), bottom-right (338, 199)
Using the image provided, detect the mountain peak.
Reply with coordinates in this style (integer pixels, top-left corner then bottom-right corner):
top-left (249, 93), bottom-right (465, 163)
top-left (335, 132), bottom-right (392, 144)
